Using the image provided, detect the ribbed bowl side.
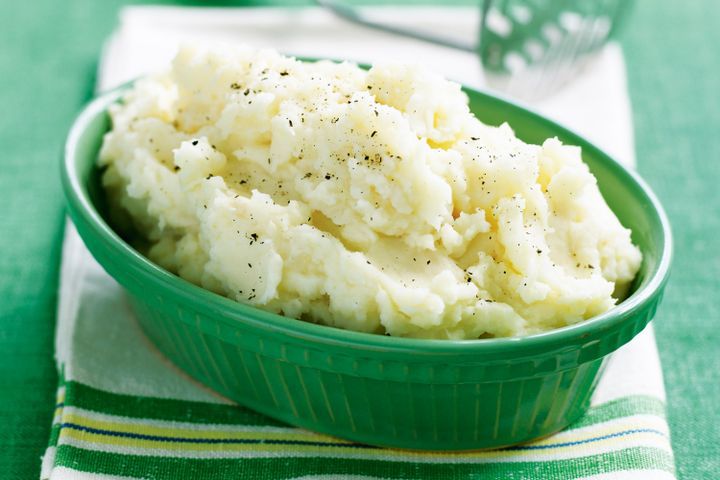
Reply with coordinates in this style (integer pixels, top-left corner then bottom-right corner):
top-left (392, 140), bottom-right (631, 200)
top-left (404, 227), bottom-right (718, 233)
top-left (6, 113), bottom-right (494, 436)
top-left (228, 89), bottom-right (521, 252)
top-left (131, 293), bottom-right (606, 450)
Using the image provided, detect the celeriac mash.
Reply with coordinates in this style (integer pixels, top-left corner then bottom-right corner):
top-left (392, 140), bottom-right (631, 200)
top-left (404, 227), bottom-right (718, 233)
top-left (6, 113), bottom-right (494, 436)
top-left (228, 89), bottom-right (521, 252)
top-left (99, 45), bottom-right (641, 339)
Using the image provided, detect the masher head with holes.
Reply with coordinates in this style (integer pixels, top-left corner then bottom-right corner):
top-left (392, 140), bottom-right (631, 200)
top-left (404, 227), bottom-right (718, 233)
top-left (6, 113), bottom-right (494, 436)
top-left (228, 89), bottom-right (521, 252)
top-left (480, 0), bottom-right (634, 99)
top-left (317, 0), bottom-right (634, 101)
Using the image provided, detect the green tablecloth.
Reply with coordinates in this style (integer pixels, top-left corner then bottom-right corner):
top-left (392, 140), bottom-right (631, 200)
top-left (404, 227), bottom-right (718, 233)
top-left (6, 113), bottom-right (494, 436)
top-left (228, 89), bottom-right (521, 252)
top-left (1, 1), bottom-right (717, 478)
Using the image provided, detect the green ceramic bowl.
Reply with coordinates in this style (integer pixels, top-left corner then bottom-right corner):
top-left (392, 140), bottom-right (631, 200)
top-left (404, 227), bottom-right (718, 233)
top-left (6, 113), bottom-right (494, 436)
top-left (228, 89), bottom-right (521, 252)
top-left (62, 83), bottom-right (671, 451)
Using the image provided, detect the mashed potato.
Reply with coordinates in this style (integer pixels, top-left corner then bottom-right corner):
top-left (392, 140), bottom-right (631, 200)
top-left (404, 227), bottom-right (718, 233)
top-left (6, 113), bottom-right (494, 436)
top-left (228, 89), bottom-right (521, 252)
top-left (99, 45), bottom-right (641, 339)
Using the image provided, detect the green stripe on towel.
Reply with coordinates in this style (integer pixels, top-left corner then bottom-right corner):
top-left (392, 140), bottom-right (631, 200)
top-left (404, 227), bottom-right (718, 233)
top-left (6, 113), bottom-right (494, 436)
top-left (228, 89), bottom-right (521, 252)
top-left (53, 444), bottom-right (675, 480)
top-left (64, 381), bottom-right (284, 427)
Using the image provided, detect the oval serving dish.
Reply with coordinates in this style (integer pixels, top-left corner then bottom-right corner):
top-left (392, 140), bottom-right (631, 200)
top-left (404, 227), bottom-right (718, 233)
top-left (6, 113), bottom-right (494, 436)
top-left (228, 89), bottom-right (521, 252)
top-left (62, 82), bottom-right (672, 451)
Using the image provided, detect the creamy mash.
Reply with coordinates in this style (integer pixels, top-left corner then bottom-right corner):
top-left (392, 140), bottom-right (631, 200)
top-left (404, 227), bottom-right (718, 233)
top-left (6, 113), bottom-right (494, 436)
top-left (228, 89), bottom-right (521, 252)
top-left (99, 45), bottom-right (641, 339)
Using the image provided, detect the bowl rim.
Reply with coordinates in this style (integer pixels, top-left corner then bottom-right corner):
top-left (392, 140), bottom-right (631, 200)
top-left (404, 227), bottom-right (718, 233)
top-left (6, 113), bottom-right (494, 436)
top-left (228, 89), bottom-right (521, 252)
top-left (62, 81), bottom-right (673, 356)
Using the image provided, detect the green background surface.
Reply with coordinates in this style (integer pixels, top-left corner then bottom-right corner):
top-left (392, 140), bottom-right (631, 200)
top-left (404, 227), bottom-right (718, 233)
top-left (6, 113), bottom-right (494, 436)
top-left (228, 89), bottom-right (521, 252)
top-left (1, 1), bottom-right (717, 478)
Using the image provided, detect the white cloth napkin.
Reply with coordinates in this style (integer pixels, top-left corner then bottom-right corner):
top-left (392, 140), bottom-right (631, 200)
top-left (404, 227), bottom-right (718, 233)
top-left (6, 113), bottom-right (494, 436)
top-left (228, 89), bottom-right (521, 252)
top-left (44, 6), bottom-right (674, 480)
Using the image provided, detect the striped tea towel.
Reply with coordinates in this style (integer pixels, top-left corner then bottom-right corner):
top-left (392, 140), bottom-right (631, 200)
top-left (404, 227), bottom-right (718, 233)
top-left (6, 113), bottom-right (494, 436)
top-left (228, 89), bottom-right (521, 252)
top-left (43, 6), bottom-right (676, 479)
